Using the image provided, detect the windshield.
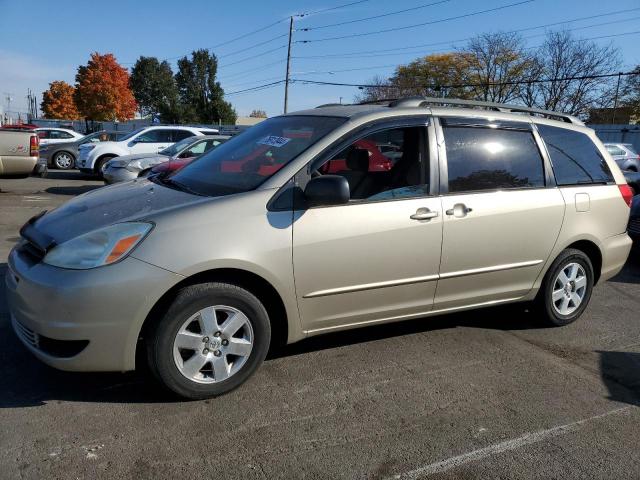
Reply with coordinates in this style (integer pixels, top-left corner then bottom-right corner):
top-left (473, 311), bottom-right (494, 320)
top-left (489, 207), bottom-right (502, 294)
top-left (119, 128), bottom-right (145, 142)
top-left (160, 136), bottom-right (198, 156)
top-left (165, 115), bottom-right (345, 197)
top-left (79, 132), bottom-right (101, 143)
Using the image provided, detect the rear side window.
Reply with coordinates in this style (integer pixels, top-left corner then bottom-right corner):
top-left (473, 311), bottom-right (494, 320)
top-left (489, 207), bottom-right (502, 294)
top-left (173, 130), bottom-right (195, 141)
top-left (606, 145), bottom-right (625, 156)
top-left (537, 125), bottom-right (613, 185)
top-left (443, 126), bottom-right (545, 193)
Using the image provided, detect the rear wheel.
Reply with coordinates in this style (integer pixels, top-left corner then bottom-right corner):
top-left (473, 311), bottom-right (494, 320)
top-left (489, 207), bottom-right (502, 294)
top-left (53, 151), bottom-right (75, 170)
top-left (537, 248), bottom-right (594, 326)
top-left (146, 283), bottom-right (271, 399)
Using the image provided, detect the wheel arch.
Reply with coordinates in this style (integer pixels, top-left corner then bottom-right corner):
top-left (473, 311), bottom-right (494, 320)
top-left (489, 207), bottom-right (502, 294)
top-left (563, 239), bottom-right (603, 284)
top-left (94, 153), bottom-right (118, 172)
top-left (135, 267), bottom-right (290, 369)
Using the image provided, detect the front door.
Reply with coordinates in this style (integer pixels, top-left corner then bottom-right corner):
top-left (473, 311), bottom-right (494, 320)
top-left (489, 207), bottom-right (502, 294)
top-left (434, 118), bottom-right (565, 310)
top-left (292, 122), bottom-right (443, 334)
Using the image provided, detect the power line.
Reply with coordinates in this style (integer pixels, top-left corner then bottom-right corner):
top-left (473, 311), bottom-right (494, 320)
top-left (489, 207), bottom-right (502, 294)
top-left (219, 44), bottom-right (288, 68)
top-left (291, 30), bottom-right (640, 80)
top-left (298, 0), bottom-right (373, 17)
top-left (297, 0), bottom-right (536, 43)
top-left (225, 80), bottom-right (286, 96)
top-left (292, 70), bottom-right (640, 90)
top-left (300, 0), bottom-right (452, 31)
top-left (293, 7), bottom-right (640, 58)
top-left (219, 59), bottom-right (286, 81)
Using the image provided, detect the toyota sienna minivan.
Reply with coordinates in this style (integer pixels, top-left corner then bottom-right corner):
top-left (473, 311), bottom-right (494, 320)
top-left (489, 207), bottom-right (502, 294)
top-left (7, 98), bottom-right (633, 399)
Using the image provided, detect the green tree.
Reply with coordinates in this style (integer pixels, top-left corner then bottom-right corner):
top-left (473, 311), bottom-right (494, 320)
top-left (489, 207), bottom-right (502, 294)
top-left (130, 56), bottom-right (181, 121)
top-left (393, 53), bottom-right (475, 98)
top-left (175, 49), bottom-right (236, 124)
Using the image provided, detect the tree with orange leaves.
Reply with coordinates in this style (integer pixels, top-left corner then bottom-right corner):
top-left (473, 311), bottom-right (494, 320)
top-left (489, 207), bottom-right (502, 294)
top-left (41, 81), bottom-right (80, 119)
top-left (74, 52), bottom-right (137, 121)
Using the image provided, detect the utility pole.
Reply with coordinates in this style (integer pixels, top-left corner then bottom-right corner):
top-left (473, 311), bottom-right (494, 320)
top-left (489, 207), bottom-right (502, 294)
top-left (283, 16), bottom-right (294, 114)
top-left (611, 72), bottom-right (622, 125)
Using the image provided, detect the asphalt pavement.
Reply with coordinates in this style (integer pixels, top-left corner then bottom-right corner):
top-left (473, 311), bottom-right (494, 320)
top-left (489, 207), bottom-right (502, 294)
top-left (1, 171), bottom-right (639, 479)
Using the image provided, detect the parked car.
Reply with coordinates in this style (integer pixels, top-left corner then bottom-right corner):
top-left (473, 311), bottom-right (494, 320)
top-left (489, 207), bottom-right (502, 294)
top-left (1, 123), bottom-right (38, 130)
top-left (77, 125), bottom-right (219, 176)
top-left (628, 194), bottom-right (640, 241)
top-left (624, 170), bottom-right (640, 195)
top-left (604, 143), bottom-right (640, 172)
top-left (39, 131), bottom-right (125, 170)
top-left (7, 98), bottom-right (633, 399)
top-left (103, 135), bottom-right (229, 184)
top-left (35, 127), bottom-right (83, 146)
top-left (0, 129), bottom-right (43, 177)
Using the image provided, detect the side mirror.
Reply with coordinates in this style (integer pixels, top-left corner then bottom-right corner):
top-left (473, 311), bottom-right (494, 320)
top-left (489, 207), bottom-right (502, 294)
top-left (304, 175), bottom-right (350, 207)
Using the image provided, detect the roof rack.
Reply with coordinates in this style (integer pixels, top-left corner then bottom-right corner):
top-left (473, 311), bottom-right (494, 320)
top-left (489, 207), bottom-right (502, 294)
top-left (387, 96), bottom-right (584, 125)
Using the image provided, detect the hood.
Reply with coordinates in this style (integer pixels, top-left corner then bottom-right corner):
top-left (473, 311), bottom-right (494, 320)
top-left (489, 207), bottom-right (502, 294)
top-left (32, 179), bottom-right (206, 244)
top-left (111, 152), bottom-right (168, 166)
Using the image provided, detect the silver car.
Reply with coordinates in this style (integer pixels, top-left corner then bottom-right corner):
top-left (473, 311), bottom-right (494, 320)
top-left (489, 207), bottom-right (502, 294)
top-left (604, 143), bottom-right (640, 172)
top-left (102, 135), bottom-right (230, 184)
top-left (6, 98), bottom-right (633, 399)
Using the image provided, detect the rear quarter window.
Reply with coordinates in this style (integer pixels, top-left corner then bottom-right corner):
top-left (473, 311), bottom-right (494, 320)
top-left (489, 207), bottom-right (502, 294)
top-left (537, 125), bottom-right (613, 185)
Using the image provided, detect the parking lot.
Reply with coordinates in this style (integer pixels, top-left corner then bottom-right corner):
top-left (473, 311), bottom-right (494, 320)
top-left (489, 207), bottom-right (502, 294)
top-left (0, 172), bottom-right (639, 479)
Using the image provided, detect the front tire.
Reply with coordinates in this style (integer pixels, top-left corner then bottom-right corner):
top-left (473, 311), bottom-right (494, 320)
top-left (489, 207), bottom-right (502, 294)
top-left (95, 156), bottom-right (114, 178)
top-left (537, 248), bottom-right (594, 327)
top-left (146, 283), bottom-right (271, 399)
top-left (53, 151), bottom-right (75, 170)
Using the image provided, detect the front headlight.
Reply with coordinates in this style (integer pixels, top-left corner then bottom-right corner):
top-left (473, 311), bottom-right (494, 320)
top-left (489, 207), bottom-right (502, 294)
top-left (43, 222), bottom-right (153, 269)
top-left (126, 158), bottom-right (159, 172)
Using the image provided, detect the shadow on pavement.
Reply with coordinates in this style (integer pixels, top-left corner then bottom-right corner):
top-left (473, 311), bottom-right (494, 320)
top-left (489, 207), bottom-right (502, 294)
top-left (609, 242), bottom-right (640, 285)
top-left (45, 185), bottom-right (102, 196)
top-left (45, 170), bottom-right (98, 181)
top-left (598, 351), bottom-right (640, 406)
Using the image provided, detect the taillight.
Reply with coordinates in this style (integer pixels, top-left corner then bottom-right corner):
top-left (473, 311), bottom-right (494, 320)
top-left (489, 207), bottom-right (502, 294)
top-left (618, 184), bottom-right (633, 207)
top-left (30, 135), bottom-right (39, 157)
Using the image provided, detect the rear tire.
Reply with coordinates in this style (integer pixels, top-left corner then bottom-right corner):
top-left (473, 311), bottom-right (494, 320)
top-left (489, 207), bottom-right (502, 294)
top-left (53, 151), bottom-right (75, 170)
top-left (536, 248), bottom-right (594, 327)
top-left (146, 282), bottom-right (271, 400)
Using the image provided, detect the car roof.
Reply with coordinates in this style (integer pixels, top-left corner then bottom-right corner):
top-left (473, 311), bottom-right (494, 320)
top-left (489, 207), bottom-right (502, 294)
top-left (286, 98), bottom-right (585, 130)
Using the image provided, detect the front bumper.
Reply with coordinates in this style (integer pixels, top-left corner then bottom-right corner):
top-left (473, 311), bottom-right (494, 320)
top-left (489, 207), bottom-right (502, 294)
top-left (6, 248), bottom-right (183, 372)
top-left (103, 165), bottom-right (138, 184)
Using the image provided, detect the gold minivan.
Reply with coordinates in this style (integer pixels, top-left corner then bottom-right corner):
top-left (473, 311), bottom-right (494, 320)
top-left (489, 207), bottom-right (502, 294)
top-left (7, 98), bottom-right (633, 399)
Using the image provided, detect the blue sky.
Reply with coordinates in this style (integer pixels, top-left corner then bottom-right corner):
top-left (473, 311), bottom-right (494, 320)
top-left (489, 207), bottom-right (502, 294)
top-left (1, 0), bottom-right (639, 118)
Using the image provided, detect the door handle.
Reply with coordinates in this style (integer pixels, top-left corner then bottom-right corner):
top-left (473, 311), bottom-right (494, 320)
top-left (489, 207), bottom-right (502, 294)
top-left (445, 203), bottom-right (473, 217)
top-left (410, 207), bottom-right (439, 221)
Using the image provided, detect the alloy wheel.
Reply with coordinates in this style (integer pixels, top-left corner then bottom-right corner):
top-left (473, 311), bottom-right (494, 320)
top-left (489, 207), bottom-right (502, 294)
top-left (172, 305), bottom-right (254, 384)
top-left (55, 153), bottom-right (73, 169)
top-left (551, 262), bottom-right (587, 316)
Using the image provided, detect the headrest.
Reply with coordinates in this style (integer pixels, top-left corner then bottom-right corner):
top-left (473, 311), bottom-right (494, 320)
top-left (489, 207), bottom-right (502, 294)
top-left (346, 148), bottom-right (369, 172)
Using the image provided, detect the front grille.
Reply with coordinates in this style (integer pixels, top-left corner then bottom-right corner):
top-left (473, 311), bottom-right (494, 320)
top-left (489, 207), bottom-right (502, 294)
top-left (628, 218), bottom-right (640, 235)
top-left (11, 316), bottom-right (89, 358)
top-left (12, 315), bottom-right (39, 349)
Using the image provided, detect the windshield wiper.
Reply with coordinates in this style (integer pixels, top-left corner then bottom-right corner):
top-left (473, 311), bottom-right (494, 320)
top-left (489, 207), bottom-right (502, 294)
top-left (157, 176), bottom-right (205, 196)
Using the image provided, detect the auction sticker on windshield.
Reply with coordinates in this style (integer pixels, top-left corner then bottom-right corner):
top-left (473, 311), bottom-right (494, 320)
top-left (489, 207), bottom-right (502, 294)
top-left (258, 135), bottom-right (291, 148)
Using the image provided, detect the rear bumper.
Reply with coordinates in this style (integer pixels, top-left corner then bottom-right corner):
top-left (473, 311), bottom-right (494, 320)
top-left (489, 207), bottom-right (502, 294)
top-left (600, 232), bottom-right (633, 282)
top-left (6, 248), bottom-right (183, 372)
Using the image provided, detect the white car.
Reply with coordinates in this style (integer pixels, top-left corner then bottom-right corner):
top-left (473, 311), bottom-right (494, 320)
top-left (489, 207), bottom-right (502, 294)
top-left (77, 125), bottom-right (219, 175)
top-left (35, 127), bottom-right (83, 145)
